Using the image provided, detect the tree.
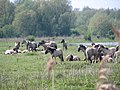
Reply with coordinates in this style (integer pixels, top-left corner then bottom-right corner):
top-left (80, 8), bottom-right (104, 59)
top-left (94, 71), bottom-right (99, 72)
top-left (88, 10), bottom-right (115, 38)
top-left (13, 0), bottom-right (37, 37)
top-left (0, 25), bottom-right (16, 38)
top-left (74, 7), bottom-right (96, 34)
top-left (0, 0), bottom-right (15, 28)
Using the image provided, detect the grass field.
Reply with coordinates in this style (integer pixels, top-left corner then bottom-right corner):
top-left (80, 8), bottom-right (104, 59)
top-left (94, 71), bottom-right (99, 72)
top-left (0, 37), bottom-right (120, 90)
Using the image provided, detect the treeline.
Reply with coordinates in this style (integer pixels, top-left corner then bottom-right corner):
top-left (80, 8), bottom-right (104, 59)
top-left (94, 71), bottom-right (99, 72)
top-left (0, 0), bottom-right (120, 39)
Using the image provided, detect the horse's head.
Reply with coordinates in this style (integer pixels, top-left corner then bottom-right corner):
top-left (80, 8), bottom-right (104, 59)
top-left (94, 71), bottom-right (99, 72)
top-left (78, 44), bottom-right (86, 52)
top-left (15, 41), bottom-right (20, 48)
top-left (98, 45), bottom-right (105, 52)
top-left (61, 39), bottom-right (65, 43)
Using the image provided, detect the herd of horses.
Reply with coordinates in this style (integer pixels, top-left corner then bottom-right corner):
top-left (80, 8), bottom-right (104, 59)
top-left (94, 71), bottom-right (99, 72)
top-left (4, 38), bottom-right (120, 63)
top-left (4, 38), bottom-right (119, 90)
top-left (78, 43), bottom-right (119, 63)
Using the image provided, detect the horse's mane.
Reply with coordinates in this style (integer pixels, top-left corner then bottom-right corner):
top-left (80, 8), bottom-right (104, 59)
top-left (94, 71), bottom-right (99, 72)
top-left (79, 44), bottom-right (86, 50)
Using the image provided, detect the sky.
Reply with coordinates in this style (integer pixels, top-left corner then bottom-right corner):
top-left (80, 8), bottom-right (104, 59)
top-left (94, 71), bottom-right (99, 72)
top-left (10, 0), bottom-right (120, 10)
top-left (71, 0), bottom-right (120, 10)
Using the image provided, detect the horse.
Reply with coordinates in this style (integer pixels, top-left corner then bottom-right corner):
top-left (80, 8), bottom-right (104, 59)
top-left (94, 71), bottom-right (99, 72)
top-left (45, 46), bottom-right (64, 62)
top-left (13, 41), bottom-right (20, 53)
top-left (61, 39), bottom-right (67, 50)
top-left (38, 40), bottom-right (57, 50)
top-left (66, 54), bottom-right (80, 61)
top-left (113, 50), bottom-right (120, 63)
top-left (22, 40), bottom-right (37, 51)
top-left (78, 44), bottom-right (87, 61)
top-left (98, 45), bottom-right (116, 59)
top-left (5, 41), bottom-right (21, 54)
top-left (78, 44), bottom-right (99, 63)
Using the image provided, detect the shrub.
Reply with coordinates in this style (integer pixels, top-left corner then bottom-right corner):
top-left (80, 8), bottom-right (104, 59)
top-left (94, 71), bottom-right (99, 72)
top-left (27, 35), bottom-right (35, 41)
top-left (84, 33), bottom-right (92, 41)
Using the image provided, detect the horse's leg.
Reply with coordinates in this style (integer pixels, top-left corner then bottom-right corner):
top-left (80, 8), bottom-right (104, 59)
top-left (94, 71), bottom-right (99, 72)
top-left (34, 48), bottom-right (37, 51)
top-left (88, 56), bottom-right (92, 63)
top-left (94, 55), bottom-right (99, 63)
top-left (63, 45), bottom-right (64, 50)
top-left (59, 55), bottom-right (64, 62)
top-left (114, 54), bottom-right (118, 63)
top-left (65, 46), bottom-right (67, 50)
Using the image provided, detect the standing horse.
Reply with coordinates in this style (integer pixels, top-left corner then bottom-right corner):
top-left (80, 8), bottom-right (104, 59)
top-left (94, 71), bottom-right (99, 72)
top-left (78, 44), bottom-right (99, 63)
top-left (45, 46), bottom-right (64, 62)
top-left (61, 39), bottom-right (67, 50)
top-left (98, 45), bottom-right (116, 58)
top-left (78, 44), bottom-right (87, 61)
top-left (22, 40), bottom-right (37, 51)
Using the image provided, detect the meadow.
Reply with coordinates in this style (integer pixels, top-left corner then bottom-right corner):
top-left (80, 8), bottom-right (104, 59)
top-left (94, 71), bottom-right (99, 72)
top-left (0, 37), bottom-right (120, 90)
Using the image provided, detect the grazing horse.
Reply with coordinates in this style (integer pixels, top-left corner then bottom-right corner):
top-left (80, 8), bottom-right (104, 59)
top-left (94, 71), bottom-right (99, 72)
top-left (38, 40), bottom-right (57, 50)
top-left (22, 40), bottom-right (37, 51)
top-left (45, 46), bottom-right (64, 62)
top-left (61, 39), bottom-right (67, 50)
top-left (78, 44), bottom-right (99, 63)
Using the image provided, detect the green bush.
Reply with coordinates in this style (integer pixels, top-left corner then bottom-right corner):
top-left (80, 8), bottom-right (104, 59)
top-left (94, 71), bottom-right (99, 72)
top-left (27, 35), bottom-right (35, 41)
top-left (84, 33), bottom-right (92, 41)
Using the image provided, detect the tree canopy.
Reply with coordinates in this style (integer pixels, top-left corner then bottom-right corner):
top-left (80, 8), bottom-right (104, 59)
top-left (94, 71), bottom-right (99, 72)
top-left (0, 0), bottom-right (120, 39)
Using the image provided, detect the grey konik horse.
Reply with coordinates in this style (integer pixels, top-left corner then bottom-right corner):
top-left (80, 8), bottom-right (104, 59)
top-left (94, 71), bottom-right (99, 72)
top-left (78, 44), bottom-right (99, 63)
top-left (98, 44), bottom-right (117, 62)
top-left (45, 46), bottom-right (64, 62)
top-left (22, 40), bottom-right (37, 51)
top-left (61, 39), bottom-right (67, 50)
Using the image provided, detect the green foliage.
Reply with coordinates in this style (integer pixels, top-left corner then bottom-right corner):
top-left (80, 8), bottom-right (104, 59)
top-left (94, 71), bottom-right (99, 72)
top-left (0, 0), bottom-right (120, 38)
top-left (27, 35), bottom-right (35, 41)
top-left (0, 25), bottom-right (16, 38)
top-left (84, 32), bottom-right (92, 41)
top-left (88, 10), bottom-right (116, 38)
top-left (0, 0), bottom-right (15, 27)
